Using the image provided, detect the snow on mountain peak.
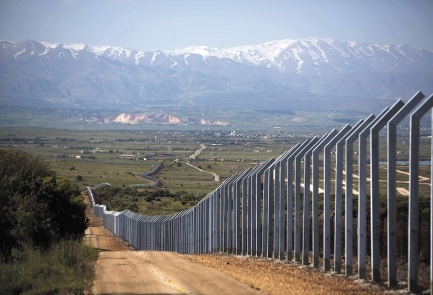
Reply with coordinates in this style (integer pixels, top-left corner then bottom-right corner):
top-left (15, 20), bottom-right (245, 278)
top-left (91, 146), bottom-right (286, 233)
top-left (1, 37), bottom-right (433, 110)
top-left (2, 38), bottom-right (432, 75)
top-left (161, 37), bottom-right (344, 69)
top-left (62, 43), bottom-right (86, 52)
top-left (41, 41), bottom-right (58, 49)
top-left (88, 45), bottom-right (134, 58)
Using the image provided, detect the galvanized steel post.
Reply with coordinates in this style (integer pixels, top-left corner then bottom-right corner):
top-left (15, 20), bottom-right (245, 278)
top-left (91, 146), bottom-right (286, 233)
top-left (343, 114), bottom-right (376, 276)
top-left (312, 129), bottom-right (338, 268)
top-left (408, 94), bottom-right (433, 292)
top-left (286, 140), bottom-right (310, 261)
top-left (357, 106), bottom-right (391, 279)
top-left (323, 124), bottom-right (352, 271)
top-left (293, 138), bottom-right (319, 262)
top-left (370, 100), bottom-right (404, 282)
top-left (333, 119), bottom-right (364, 273)
top-left (386, 91), bottom-right (424, 286)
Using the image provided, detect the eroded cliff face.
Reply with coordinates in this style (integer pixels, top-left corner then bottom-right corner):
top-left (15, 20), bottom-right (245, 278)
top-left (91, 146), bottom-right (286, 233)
top-left (84, 112), bottom-right (228, 126)
top-left (147, 113), bottom-right (180, 124)
top-left (186, 118), bottom-right (229, 126)
top-left (112, 113), bottom-right (147, 124)
top-left (85, 113), bottom-right (148, 124)
top-left (200, 119), bottom-right (229, 126)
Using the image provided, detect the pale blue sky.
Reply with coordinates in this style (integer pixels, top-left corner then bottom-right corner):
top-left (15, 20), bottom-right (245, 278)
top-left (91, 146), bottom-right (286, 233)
top-left (1, 0), bottom-right (432, 51)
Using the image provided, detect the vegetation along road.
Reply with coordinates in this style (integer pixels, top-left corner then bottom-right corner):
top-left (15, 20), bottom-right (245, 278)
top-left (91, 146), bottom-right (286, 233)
top-left (85, 194), bottom-right (385, 294)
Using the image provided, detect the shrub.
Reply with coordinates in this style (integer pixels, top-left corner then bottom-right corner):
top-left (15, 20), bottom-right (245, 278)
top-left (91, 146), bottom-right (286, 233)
top-left (0, 149), bottom-right (88, 259)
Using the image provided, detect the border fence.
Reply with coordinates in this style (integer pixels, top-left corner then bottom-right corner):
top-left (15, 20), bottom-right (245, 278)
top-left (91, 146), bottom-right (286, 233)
top-left (88, 91), bottom-right (433, 293)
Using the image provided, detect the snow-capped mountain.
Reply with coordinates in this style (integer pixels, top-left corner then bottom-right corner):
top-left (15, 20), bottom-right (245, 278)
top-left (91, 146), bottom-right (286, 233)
top-left (1, 38), bottom-right (432, 110)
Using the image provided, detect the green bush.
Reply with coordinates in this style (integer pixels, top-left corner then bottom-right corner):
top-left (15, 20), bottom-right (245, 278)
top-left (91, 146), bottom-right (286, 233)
top-left (0, 149), bottom-right (88, 259)
top-left (92, 186), bottom-right (204, 214)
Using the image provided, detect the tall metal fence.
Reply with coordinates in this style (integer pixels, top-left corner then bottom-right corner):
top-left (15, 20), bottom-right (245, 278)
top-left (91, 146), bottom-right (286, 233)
top-left (88, 91), bottom-right (433, 293)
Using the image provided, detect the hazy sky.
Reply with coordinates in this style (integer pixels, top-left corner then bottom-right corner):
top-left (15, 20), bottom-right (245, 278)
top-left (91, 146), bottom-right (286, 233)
top-left (1, 0), bottom-right (432, 51)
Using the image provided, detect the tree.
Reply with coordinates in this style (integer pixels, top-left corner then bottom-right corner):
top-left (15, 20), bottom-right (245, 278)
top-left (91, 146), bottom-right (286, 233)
top-left (0, 149), bottom-right (88, 259)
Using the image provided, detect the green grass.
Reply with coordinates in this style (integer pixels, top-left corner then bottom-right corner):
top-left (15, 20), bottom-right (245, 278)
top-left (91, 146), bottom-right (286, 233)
top-left (0, 239), bottom-right (98, 295)
top-left (1, 126), bottom-right (432, 215)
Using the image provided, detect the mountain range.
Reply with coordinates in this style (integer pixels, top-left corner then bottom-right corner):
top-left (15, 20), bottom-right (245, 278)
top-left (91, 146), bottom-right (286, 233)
top-left (1, 38), bottom-right (432, 111)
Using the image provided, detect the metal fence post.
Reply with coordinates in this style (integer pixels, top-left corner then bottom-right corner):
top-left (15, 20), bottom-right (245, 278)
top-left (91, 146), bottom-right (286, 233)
top-left (278, 156), bottom-right (287, 260)
top-left (249, 171), bottom-right (257, 256)
top-left (228, 174), bottom-right (240, 254)
top-left (213, 190), bottom-right (218, 252)
top-left (343, 114), bottom-right (376, 275)
top-left (242, 174), bottom-right (248, 255)
top-left (264, 151), bottom-right (291, 260)
top-left (234, 169), bottom-right (251, 255)
top-left (370, 100), bottom-right (404, 282)
top-left (222, 180), bottom-right (228, 252)
top-left (302, 147), bottom-right (312, 265)
top-left (431, 108), bottom-right (433, 295)
top-left (233, 177), bottom-right (240, 255)
top-left (293, 138), bottom-right (319, 262)
top-left (300, 134), bottom-right (331, 265)
top-left (266, 167), bottom-right (275, 258)
top-left (323, 125), bottom-right (352, 271)
top-left (273, 161), bottom-right (281, 259)
top-left (386, 91), bottom-right (425, 286)
top-left (333, 119), bottom-right (364, 273)
top-left (226, 177), bottom-right (233, 253)
top-left (357, 106), bottom-right (391, 279)
top-left (256, 160), bottom-right (275, 257)
top-left (312, 129), bottom-right (338, 268)
top-left (286, 140), bottom-right (310, 261)
top-left (262, 167), bottom-right (270, 257)
top-left (207, 196), bottom-right (212, 253)
top-left (408, 94), bottom-right (433, 292)
top-left (302, 137), bottom-right (325, 265)
top-left (217, 187), bottom-right (222, 252)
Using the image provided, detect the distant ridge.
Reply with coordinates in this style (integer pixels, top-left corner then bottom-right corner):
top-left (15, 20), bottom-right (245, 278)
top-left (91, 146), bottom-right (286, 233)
top-left (1, 38), bottom-right (432, 110)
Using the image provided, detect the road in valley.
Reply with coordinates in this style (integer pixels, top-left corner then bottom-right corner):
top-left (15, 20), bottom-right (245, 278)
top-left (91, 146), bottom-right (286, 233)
top-left (188, 144), bottom-right (221, 181)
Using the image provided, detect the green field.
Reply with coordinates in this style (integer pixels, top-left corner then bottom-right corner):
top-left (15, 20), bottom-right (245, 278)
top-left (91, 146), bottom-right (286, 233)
top-left (1, 123), bottom-right (431, 215)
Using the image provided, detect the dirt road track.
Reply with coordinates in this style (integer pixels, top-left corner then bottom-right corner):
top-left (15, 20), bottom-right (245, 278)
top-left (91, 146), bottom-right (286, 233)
top-left (186, 162), bottom-right (221, 182)
top-left (91, 250), bottom-right (262, 294)
top-left (84, 195), bottom-right (261, 294)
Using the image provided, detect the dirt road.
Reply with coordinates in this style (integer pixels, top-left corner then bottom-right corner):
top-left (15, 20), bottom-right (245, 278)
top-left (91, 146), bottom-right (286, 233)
top-left (85, 196), bottom-right (260, 294)
top-left (189, 144), bottom-right (206, 160)
top-left (186, 162), bottom-right (221, 182)
top-left (187, 144), bottom-right (221, 181)
top-left (92, 250), bottom-right (263, 294)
